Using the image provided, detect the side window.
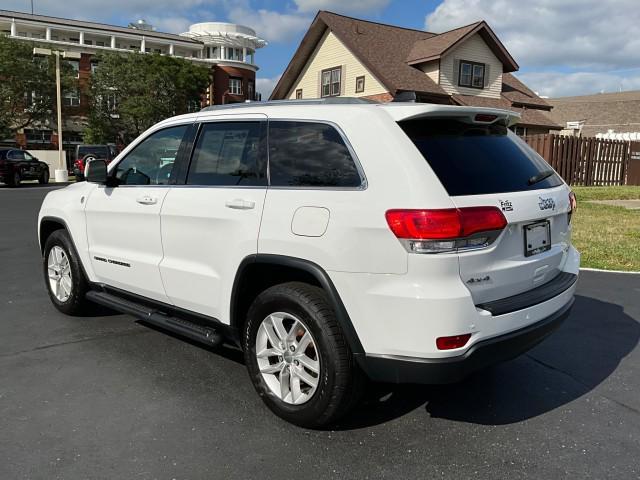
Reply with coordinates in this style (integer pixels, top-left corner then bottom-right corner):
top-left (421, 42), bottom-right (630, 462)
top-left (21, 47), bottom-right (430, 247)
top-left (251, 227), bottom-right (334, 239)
top-left (186, 122), bottom-right (265, 186)
top-left (9, 150), bottom-right (25, 160)
top-left (114, 125), bottom-right (188, 186)
top-left (268, 121), bottom-right (362, 188)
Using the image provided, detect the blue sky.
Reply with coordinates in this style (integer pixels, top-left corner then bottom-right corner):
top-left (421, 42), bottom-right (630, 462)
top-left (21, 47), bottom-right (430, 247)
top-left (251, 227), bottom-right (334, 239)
top-left (5, 0), bottom-right (640, 98)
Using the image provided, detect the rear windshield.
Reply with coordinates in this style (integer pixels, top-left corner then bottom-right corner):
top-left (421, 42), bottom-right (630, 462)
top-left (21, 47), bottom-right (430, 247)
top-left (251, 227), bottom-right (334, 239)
top-left (78, 146), bottom-right (109, 158)
top-left (399, 119), bottom-right (562, 196)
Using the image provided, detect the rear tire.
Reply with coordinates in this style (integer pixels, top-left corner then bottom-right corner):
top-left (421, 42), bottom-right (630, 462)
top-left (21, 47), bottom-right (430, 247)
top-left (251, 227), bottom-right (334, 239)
top-left (9, 171), bottom-right (20, 187)
top-left (43, 229), bottom-right (90, 315)
top-left (243, 282), bottom-right (364, 428)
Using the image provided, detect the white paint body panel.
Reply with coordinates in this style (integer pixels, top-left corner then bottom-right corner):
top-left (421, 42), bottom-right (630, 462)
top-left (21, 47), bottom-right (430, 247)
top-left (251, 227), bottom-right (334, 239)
top-left (159, 186), bottom-right (266, 321)
top-left (85, 185), bottom-right (172, 303)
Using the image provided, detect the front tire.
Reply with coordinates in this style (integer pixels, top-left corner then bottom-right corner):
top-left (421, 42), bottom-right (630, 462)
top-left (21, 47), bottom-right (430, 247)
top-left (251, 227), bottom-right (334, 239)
top-left (43, 229), bottom-right (90, 315)
top-left (39, 169), bottom-right (50, 185)
top-left (243, 282), bottom-right (364, 428)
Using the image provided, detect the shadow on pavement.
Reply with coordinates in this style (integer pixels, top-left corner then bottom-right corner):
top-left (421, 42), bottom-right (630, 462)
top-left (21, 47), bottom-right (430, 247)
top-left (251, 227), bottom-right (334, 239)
top-left (333, 294), bottom-right (639, 430)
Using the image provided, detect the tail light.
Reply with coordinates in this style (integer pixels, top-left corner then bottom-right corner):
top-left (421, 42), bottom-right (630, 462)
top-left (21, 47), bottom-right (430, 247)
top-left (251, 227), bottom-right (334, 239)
top-left (385, 207), bottom-right (507, 253)
top-left (568, 191), bottom-right (577, 224)
top-left (436, 334), bottom-right (471, 350)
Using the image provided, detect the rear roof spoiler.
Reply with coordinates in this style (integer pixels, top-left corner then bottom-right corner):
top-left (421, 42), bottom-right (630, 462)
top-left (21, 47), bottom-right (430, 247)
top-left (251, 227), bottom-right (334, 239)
top-left (379, 104), bottom-right (521, 127)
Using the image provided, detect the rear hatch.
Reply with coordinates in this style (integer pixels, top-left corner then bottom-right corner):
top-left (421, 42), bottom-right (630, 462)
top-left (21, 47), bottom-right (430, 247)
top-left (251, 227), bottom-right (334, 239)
top-left (399, 114), bottom-right (572, 305)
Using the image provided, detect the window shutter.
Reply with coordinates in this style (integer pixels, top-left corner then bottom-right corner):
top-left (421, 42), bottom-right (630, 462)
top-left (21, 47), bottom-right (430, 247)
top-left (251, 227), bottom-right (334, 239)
top-left (484, 64), bottom-right (491, 88)
top-left (340, 64), bottom-right (347, 96)
top-left (317, 70), bottom-right (322, 98)
top-left (452, 59), bottom-right (460, 86)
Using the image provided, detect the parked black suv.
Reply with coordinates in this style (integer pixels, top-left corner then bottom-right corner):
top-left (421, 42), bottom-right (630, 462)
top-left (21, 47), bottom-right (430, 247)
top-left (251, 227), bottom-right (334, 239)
top-left (0, 148), bottom-right (50, 187)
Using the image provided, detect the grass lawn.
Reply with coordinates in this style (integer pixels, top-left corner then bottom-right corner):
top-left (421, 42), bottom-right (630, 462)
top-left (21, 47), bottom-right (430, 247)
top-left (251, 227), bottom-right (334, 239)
top-left (570, 186), bottom-right (640, 271)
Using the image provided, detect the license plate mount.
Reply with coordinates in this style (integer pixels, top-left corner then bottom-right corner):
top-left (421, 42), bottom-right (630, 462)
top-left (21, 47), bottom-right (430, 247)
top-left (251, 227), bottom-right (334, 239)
top-left (524, 220), bottom-right (551, 257)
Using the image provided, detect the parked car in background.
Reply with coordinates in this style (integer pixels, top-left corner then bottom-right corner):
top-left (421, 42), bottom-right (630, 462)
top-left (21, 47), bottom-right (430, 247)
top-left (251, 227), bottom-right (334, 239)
top-left (0, 148), bottom-right (50, 187)
top-left (73, 144), bottom-right (117, 180)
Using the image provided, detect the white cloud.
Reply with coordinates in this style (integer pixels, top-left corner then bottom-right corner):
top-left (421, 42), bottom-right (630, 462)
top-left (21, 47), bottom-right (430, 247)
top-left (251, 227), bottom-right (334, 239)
top-left (256, 75), bottom-right (282, 99)
top-left (425, 0), bottom-right (640, 71)
top-left (146, 16), bottom-right (193, 34)
top-left (227, 7), bottom-right (310, 43)
top-left (293, 0), bottom-right (390, 14)
top-left (519, 70), bottom-right (640, 98)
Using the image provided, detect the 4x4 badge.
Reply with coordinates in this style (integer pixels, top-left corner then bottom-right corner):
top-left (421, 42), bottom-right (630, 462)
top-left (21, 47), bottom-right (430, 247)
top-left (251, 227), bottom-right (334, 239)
top-left (500, 200), bottom-right (513, 212)
top-left (538, 197), bottom-right (556, 211)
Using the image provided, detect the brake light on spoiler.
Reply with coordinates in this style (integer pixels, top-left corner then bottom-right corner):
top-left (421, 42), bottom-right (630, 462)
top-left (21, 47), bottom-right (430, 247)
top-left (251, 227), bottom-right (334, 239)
top-left (385, 207), bottom-right (507, 253)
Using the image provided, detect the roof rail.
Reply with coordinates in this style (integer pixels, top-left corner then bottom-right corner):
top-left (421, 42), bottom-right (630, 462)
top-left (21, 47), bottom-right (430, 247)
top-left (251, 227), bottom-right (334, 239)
top-left (200, 97), bottom-right (378, 112)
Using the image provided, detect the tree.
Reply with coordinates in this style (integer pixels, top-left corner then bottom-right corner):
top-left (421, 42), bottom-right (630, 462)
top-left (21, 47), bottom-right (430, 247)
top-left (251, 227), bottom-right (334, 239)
top-left (86, 52), bottom-right (210, 145)
top-left (0, 35), bottom-right (62, 139)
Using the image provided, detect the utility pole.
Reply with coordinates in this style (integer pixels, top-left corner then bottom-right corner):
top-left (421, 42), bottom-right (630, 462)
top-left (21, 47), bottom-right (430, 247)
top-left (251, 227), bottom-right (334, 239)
top-left (33, 47), bottom-right (81, 182)
top-left (30, 0), bottom-right (34, 14)
top-left (54, 50), bottom-right (63, 173)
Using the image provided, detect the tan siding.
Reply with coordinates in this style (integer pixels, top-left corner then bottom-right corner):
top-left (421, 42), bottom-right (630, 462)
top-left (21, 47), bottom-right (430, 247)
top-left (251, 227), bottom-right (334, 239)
top-left (419, 60), bottom-right (439, 84)
top-left (439, 33), bottom-right (503, 98)
top-left (287, 30), bottom-right (387, 99)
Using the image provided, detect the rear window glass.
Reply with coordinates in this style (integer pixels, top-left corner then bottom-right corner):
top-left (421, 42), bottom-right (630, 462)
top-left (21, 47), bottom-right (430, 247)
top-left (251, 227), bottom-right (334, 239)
top-left (78, 146), bottom-right (109, 158)
top-left (268, 121), bottom-right (362, 188)
top-left (399, 119), bottom-right (562, 196)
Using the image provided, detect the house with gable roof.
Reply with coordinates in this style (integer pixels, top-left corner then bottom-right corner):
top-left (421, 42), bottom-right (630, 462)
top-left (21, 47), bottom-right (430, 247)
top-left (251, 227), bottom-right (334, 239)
top-left (270, 11), bottom-right (559, 135)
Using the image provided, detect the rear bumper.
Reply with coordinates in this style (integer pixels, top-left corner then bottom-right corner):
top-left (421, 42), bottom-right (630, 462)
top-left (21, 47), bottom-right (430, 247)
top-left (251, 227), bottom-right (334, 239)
top-left (356, 297), bottom-right (573, 384)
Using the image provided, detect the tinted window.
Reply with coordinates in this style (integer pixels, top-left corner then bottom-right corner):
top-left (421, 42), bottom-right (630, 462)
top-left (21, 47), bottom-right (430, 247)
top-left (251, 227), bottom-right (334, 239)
top-left (268, 121), bottom-right (361, 187)
top-left (187, 122), bottom-right (265, 186)
top-left (399, 119), bottom-right (563, 196)
top-left (8, 150), bottom-right (25, 160)
top-left (114, 125), bottom-right (187, 185)
top-left (78, 146), bottom-right (109, 159)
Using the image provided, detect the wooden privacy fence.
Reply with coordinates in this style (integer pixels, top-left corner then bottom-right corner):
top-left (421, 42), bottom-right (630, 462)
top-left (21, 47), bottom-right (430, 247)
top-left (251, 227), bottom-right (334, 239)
top-left (524, 134), bottom-right (631, 186)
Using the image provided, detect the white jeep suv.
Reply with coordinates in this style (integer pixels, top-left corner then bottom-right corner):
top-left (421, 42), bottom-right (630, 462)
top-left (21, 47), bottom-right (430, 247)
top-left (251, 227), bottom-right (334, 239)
top-left (38, 99), bottom-right (579, 427)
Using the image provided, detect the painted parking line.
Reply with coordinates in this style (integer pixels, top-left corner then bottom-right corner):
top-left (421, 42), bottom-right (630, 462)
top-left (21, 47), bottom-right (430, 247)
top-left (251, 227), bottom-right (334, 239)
top-left (580, 267), bottom-right (640, 275)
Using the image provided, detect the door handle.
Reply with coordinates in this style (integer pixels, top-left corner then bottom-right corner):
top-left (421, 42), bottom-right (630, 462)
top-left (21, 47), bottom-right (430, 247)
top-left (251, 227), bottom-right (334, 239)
top-left (136, 195), bottom-right (157, 205)
top-left (225, 198), bottom-right (255, 210)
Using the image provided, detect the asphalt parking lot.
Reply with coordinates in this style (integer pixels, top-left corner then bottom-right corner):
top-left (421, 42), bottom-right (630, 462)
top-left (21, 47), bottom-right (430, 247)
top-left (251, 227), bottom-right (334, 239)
top-left (1, 183), bottom-right (639, 480)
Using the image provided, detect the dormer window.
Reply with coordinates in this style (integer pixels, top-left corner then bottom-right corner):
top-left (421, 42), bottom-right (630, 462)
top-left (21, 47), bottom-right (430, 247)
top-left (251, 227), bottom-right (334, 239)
top-left (458, 60), bottom-right (485, 89)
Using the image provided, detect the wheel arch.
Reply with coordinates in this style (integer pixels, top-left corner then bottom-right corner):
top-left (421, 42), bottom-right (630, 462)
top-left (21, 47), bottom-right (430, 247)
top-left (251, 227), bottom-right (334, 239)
top-left (230, 254), bottom-right (364, 355)
top-left (39, 216), bottom-right (68, 254)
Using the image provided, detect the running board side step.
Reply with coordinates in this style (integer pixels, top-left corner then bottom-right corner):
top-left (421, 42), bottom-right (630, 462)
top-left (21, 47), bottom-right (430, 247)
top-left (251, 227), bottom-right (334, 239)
top-left (86, 290), bottom-right (224, 347)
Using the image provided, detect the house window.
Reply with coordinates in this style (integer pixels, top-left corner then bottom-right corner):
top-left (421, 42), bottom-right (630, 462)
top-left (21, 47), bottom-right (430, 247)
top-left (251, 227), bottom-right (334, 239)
top-left (321, 67), bottom-right (341, 97)
top-left (458, 60), bottom-right (485, 89)
top-left (63, 89), bottom-right (80, 107)
top-left (229, 77), bottom-right (242, 95)
top-left (225, 48), bottom-right (242, 61)
top-left (67, 60), bottom-right (80, 79)
top-left (295, 89), bottom-right (303, 99)
top-left (96, 40), bottom-right (105, 47)
top-left (248, 81), bottom-right (254, 101)
top-left (355, 76), bottom-right (365, 93)
top-left (90, 62), bottom-right (99, 74)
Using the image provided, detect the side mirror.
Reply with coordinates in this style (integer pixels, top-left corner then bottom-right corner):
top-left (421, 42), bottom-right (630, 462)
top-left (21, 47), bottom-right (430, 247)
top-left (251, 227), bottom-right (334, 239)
top-left (85, 158), bottom-right (108, 184)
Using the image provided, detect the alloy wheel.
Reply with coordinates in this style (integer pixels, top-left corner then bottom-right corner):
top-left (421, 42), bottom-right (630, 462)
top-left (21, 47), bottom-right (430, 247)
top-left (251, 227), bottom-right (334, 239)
top-left (47, 246), bottom-right (73, 302)
top-left (255, 312), bottom-right (321, 405)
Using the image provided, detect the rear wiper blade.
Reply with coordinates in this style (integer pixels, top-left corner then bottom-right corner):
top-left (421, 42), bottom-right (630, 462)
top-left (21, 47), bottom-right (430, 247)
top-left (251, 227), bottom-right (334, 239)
top-left (528, 170), bottom-right (555, 186)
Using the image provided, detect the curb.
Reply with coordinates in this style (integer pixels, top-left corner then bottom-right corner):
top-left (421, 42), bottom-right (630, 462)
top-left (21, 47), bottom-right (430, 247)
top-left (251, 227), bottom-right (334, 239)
top-left (580, 267), bottom-right (640, 275)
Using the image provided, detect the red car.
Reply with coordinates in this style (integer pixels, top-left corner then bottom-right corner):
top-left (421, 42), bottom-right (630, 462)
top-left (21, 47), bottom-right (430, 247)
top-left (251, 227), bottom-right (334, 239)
top-left (73, 144), bottom-right (117, 180)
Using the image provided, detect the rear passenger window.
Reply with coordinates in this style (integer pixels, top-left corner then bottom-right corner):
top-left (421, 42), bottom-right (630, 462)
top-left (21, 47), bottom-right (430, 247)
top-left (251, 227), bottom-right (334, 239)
top-left (268, 121), bottom-right (362, 187)
top-left (187, 122), bottom-right (265, 186)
